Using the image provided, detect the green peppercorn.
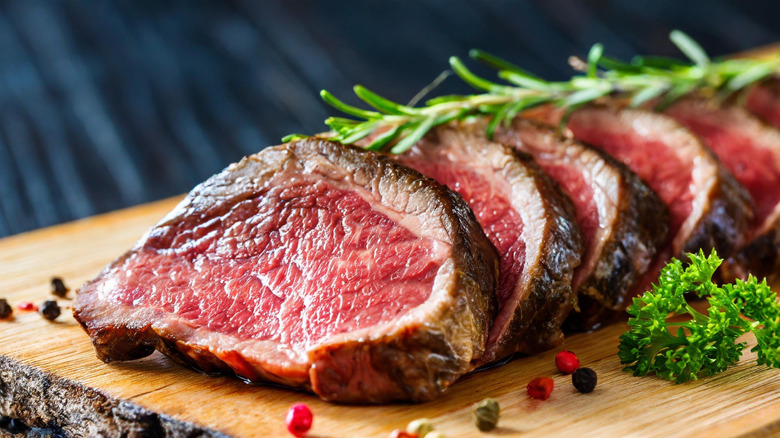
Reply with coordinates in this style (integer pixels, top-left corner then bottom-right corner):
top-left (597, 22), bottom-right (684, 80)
top-left (572, 367), bottom-right (597, 393)
top-left (407, 418), bottom-right (434, 437)
top-left (472, 397), bottom-right (500, 431)
top-left (40, 300), bottom-right (61, 321)
top-left (51, 277), bottom-right (69, 298)
top-left (0, 299), bottom-right (12, 319)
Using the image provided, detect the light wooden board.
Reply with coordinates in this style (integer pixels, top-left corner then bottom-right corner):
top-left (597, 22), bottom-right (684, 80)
top-left (1, 196), bottom-right (780, 437)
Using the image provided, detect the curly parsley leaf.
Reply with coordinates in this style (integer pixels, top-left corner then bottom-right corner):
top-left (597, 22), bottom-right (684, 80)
top-left (618, 250), bottom-right (780, 383)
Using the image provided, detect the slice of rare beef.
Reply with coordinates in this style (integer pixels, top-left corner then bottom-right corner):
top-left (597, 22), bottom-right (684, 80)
top-left (526, 105), bottom-right (753, 297)
top-left (747, 79), bottom-right (780, 129)
top-left (74, 138), bottom-right (499, 404)
top-left (664, 98), bottom-right (780, 282)
top-left (394, 123), bottom-right (582, 365)
top-left (492, 118), bottom-right (669, 329)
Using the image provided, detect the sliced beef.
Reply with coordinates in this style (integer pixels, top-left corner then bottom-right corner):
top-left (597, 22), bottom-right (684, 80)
top-left (526, 105), bottom-right (753, 298)
top-left (747, 79), bottom-right (780, 129)
top-left (664, 97), bottom-right (780, 281)
top-left (74, 138), bottom-right (499, 404)
top-left (492, 119), bottom-right (668, 329)
top-left (394, 123), bottom-right (582, 365)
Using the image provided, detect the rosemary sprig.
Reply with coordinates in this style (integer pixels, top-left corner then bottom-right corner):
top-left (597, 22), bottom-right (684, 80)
top-left (305, 31), bottom-right (780, 153)
top-left (316, 86), bottom-right (515, 153)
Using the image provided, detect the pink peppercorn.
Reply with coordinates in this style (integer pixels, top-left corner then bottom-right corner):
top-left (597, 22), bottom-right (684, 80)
top-left (17, 302), bottom-right (38, 312)
top-left (389, 430), bottom-right (419, 438)
top-left (555, 350), bottom-right (580, 374)
top-left (286, 403), bottom-right (313, 437)
top-left (527, 377), bottom-right (554, 400)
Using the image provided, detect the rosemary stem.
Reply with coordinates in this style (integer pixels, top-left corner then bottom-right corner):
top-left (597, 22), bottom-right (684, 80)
top-left (309, 30), bottom-right (780, 152)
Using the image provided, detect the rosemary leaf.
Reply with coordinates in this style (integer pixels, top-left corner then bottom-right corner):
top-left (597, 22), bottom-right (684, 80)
top-left (425, 94), bottom-right (470, 106)
top-left (320, 90), bottom-right (382, 120)
top-left (503, 96), bottom-right (550, 127)
top-left (324, 117), bottom-right (362, 134)
top-left (630, 84), bottom-right (669, 107)
top-left (655, 80), bottom-right (698, 110)
top-left (561, 85), bottom-right (611, 107)
top-left (282, 133), bottom-right (309, 142)
top-left (354, 86), bottom-right (420, 116)
top-left (450, 56), bottom-right (514, 93)
top-left (587, 43), bottom-right (604, 78)
top-left (365, 124), bottom-right (403, 151)
top-left (339, 120), bottom-right (382, 144)
top-left (670, 30), bottom-right (710, 67)
top-left (726, 63), bottom-right (778, 91)
top-left (486, 102), bottom-right (514, 139)
top-left (391, 117), bottom-right (436, 154)
top-left (477, 103), bottom-right (508, 114)
top-left (470, 49), bottom-right (543, 79)
top-left (433, 109), bottom-right (469, 125)
top-left (498, 70), bottom-right (553, 91)
top-left (598, 55), bottom-right (641, 73)
top-left (632, 55), bottom-right (690, 69)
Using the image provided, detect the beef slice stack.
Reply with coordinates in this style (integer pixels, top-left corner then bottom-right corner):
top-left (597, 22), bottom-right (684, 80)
top-left (75, 86), bottom-right (780, 403)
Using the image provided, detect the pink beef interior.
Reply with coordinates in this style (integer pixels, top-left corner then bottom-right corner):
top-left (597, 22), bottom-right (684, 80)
top-left (748, 84), bottom-right (780, 129)
top-left (566, 117), bottom-right (693, 239)
top-left (667, 108), bottom-right (780, 225)
top-left (93, 175), bottom-right (446, 351)
top-left (535, 161), bottom-right (598, 287)
top-left (407, 161), bottom-right (524, 305)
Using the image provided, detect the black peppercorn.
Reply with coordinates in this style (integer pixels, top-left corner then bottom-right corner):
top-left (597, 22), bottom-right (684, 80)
top-left (40, 300), bottom-right (61, 321)
top-left (572, 367), bottom-right (597, 393)
top-left (6, 417), bottom-right (30, 434)
top-left (51, 277), bottom-right (69, 298)
top-left (0, 298), bottom-right (12, 319)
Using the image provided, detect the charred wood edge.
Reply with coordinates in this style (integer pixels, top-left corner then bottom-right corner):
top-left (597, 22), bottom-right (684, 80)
top-left (0, 355), bottom-right (231, 438)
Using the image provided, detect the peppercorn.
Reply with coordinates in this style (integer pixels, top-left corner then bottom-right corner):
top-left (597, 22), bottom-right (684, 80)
top-left (407, 418), bottom-right (434, 437)
top-left (51, 277), bottom-right (69, 298)
top-left (5, 417), bottom-right (30, 434)
top-left (17, 301), bottom-right (38, 312)
top-left (40, 300), bottom-right (61, 321)
top-left (389, 430), bottom-right (418, 438)
top-left (527, 376), bottom-right (554, 400)
top-left (285, 403), bottom-right (313, 437)
top-left (572, 367), bottom-right (598, 393)
top-left (472, 397), bottom-right (500, 431)
top-left (0, 299), bottom-right (12, 319)
top-left (555, 350), bottom-right (580, 374)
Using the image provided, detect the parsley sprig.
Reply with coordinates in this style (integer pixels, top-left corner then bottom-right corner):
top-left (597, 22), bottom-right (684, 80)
top-left (618, 250), bottom-right (780, 383)
top-left (294, 31), bottom-right (780, 152)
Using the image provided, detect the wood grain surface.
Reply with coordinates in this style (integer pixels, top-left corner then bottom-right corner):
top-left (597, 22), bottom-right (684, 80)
top-left (1, 197), bottom-right (780, 437)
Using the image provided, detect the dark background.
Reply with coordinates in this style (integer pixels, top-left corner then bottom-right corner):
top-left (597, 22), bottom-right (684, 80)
top-left (1, 0), bottom-right (778, 238)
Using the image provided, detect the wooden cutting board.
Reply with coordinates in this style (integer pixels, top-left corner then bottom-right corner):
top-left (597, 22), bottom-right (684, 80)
top-left (2, 196), bottom-right (780, 437)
